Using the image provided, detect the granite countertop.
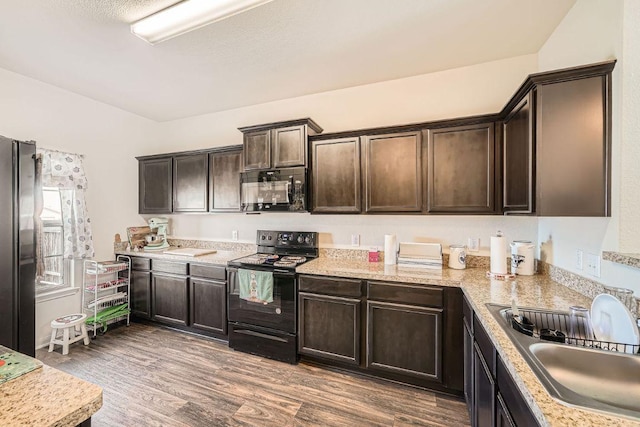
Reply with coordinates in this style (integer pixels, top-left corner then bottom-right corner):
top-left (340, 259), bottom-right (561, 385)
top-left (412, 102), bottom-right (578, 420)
top-left (0, 364), bottom-right (102, 426)
top-left (298, 258), bottom-right (639, 427)
top-left (115, 249), bottom-right (253, 266)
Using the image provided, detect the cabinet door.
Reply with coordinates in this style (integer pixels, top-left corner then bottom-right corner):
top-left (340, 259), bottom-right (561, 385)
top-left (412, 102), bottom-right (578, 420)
top-left (243, 129), bottom-right (271, 170)
top-left (273, 125), bottom-right (307, 168)
top-left (298, 292), bottom-right (361, 365)
top-left (311, 137), bottom-right (361, 213)
top-left (130, 270), bottom-right (151, 319)
top-left (474, 342), bottom-right (495, 427)
top-left (138, 157), bottom-right (172, 214)
top-left (363, 132), bottom-right (422, 212)
top-left (497, 356), bottom-right (540, 427)
top-left (366, 301), bottom-right (442, 381)
top-left (209, 149), bottom-right (242, 212)
top-left (496, 393), bottom-right (516, 427)
top-left (427, 123), bottom-right (495, 213)
top-left (536, 76), bottom-right (610, 216)
top-left (152, 273), bottom-right (188, 326)
top-left (463, 321), bottom-right (474, 417)
top-left (173, 153), bottom-right (208, 212)
top-left (189, 277), bottom-right (226, 335)
top-left (503, 93), bottom-right (534, 213)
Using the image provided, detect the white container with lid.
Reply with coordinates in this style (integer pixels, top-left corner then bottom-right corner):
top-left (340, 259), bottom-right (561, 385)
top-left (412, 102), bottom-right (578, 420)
top-left (510, 240), bottom-right (535, 275)
top-left (448, 245), bottom-right (466, 270)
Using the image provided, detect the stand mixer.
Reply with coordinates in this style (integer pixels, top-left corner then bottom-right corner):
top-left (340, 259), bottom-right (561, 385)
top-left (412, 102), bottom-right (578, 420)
top-left (145, 217), bottom-right (170, 251)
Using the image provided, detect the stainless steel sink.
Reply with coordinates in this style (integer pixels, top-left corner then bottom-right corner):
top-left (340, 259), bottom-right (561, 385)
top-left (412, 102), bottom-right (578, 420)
top-left (529, 342), bottom-right (640, 414)
top-left (486, 304), bottom-right (640, 420)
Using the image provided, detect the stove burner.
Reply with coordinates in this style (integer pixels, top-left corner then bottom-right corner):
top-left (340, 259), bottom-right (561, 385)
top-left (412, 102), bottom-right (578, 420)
top-left (281, 256), bottom-right (306, 263)
top-left (273, 260), bottom-right (297, 268)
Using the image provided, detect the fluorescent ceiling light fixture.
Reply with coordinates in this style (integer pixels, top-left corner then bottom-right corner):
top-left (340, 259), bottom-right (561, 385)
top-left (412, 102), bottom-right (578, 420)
top-left (131, 0), bottom-right (274, 45)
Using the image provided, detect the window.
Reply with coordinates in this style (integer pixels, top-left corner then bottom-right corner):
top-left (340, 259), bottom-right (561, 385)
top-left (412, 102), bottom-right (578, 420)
top-left (37, 187), bottom-right (69, 294)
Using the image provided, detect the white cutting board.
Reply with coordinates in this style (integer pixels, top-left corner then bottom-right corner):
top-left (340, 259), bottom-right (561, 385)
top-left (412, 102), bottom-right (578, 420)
top-left (163, 248), bottom-right (217, 257)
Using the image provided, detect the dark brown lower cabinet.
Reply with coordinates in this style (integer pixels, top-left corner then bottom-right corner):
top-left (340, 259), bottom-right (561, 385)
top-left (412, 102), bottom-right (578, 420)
top-left (130, 270), bottom-right (151, 319)
top-left (152, 273), bottom-right (189, 326)
top-left (463, 320), bottom-right (473, 418)
top-left (463, 295), bottom-right (540, 427)
top-left (366, 301), bottom-right (442, 381)
top-left (298, 292), bottom-right (361, 365)
top-left (189, 277), bottom-right (226, 334)
top-left (496, 393), bottom-right (516, 427)
top-left (474, 342), bottom-right (495, 427)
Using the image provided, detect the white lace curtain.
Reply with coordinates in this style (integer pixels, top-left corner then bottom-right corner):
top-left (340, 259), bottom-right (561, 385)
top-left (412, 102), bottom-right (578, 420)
top-left (38, 149), bottom-right (95, 260)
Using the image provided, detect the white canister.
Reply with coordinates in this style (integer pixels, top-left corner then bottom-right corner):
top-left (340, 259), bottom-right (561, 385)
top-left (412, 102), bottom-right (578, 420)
top-left (448, 245), bottom-right (466, 270)
top-left (510, 240), bottom-right (535, 275)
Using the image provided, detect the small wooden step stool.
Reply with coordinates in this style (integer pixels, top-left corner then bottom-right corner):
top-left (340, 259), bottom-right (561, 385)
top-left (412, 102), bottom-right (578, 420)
top-left (48, 313), bottom-right (90, 355)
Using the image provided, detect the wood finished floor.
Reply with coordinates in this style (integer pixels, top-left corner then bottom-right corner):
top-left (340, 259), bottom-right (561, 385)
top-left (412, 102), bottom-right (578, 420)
top-left (36, 322), bottom-right (470, 427)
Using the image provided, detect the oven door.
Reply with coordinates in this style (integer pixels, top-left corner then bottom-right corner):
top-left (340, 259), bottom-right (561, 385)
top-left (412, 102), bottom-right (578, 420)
top-left (227, 267), bottom-right (296, 333)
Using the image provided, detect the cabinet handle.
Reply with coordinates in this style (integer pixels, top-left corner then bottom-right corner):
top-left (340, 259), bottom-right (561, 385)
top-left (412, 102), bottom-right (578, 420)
top-left (234, 329), bottom-right (288, 343)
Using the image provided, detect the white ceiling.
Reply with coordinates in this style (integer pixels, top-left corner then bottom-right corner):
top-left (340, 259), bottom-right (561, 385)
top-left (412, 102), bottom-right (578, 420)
top-left (0, 0), bottom-right (575, 122)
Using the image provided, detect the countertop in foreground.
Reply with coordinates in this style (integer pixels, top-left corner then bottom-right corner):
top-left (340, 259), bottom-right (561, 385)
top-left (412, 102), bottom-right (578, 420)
top-left (298, 258), bottom-right (639, 427)
top-left (0, 364), bottom-right (102, 426)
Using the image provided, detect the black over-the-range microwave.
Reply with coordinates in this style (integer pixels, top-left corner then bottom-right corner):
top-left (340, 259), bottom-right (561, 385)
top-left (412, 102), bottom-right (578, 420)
top-left (240, 167), bottom-right (307, 212)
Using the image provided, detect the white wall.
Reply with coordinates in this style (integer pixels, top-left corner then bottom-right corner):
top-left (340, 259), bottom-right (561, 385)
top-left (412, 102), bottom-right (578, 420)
top-left (158, 54), bottom-right (540, 252)
top-left (537, 0), bottom-right (640, 295)
top-left (619, 0), bottom-right (640, 252)
top-left (0, 67), bottom-right (158, 346)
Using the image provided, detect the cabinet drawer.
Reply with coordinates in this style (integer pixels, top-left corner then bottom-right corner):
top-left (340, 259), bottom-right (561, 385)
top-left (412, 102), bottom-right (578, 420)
top-left (190, 264), bottom-right (225, 281)
top-left (367, 281), bottom-right (443, 308)
top-left (299, 275), bottom-right (362, 298)
top-left (473, 314), bottom-right (496, 377)
top-left (152, 260), bottom-right (188, 275)
top-left (131, 256), bottom-right (151, 271)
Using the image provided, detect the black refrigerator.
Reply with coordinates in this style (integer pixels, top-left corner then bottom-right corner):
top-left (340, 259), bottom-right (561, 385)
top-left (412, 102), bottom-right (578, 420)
top-left (0, 135), bottom-right (36, 356)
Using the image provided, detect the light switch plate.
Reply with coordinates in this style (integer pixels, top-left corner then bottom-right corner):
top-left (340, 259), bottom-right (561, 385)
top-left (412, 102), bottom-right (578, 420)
top-left (585, 253), bottom-right (600, 277)
top-left (351, 234), bottom-right (360, 247)
top-left (467, 237), bottom-right (480, 252)
top-left (232, 230), bottom-right (238, 241)
top-left (576, 249), bottom-right (583, 270)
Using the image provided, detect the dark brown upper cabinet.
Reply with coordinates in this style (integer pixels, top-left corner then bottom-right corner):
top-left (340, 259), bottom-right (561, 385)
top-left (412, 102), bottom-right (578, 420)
top-left (311, 137), bottom-right (361, 213)
top-left (363, 131), bottom-right (422, 213)
top-left (239, 118), bottom-right (323, 171)
top-left (173, 152), bottom-right (209, 213)
top-left (427, 123), bottom-right (496, 213)
top-left (502, 93), bottom-right (534, 213)
top-left (138, 157), bottom-right (173, 214)
top-left (535, 75), bottom-right (611, 216)
top-left (209, 147), bottom-right (242, 212)
top-left (242, 129), bottom-right (271, 171)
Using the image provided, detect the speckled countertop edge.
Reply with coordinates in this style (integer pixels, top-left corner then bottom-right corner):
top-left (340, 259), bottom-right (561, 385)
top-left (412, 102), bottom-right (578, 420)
top-left (603, 251), bottom-right (640, 269)
top-left (0, 365), bottom-right (102, 427)
top-left (297, 258), bottom-right (640, 427)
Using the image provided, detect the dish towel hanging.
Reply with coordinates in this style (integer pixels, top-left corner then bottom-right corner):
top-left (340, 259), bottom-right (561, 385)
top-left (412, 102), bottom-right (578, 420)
top-left (238, 269), bottom-right (274, 304)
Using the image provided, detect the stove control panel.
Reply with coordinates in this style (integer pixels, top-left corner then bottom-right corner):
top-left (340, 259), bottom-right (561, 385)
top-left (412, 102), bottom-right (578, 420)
top-left (256, 230), bottom-right (317, 249)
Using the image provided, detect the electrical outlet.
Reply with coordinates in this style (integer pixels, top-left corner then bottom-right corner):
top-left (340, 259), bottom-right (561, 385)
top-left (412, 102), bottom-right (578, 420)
top-left (467, 237), bottom-right (480, 252)
top-left (351, 234), bottom-right (360, 247)
top-left (585, 253), bottom-right (601, 277)
top-left (232, 230), bottom-right (238, 241)
top-left (576, 249), bottom-right (583, 270)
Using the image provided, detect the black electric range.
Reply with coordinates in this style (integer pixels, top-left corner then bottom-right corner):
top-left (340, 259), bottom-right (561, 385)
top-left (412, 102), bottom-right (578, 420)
top-left (227, 230), bottom-right (318, 364)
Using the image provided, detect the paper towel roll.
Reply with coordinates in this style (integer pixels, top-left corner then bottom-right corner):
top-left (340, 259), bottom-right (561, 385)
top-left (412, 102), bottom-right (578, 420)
top-left (384, 234), bottom-right (397, 265)
top-left (490, 234), bottom-right (508, 274)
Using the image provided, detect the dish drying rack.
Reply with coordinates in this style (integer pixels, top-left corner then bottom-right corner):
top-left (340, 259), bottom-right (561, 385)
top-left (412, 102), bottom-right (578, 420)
top-left (82, 255), bottom-right (131, 337)
top-left (505, 307), bottom-right (640, 355)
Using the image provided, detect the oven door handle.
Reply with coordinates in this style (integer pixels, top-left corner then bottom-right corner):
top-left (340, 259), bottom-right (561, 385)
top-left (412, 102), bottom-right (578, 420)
top-left (234, 329), bottom-right (288, 343)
